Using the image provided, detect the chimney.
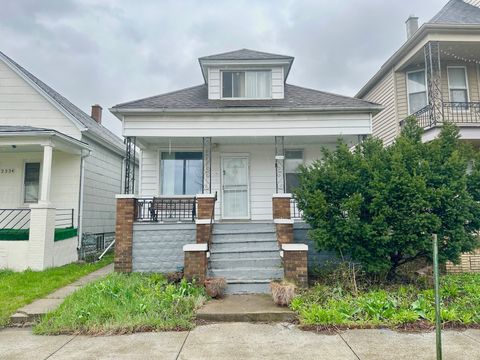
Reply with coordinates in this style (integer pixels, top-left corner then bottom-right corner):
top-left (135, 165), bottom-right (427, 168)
top-left (405, 15), bottom-right (419, 39)
top-left (91, 104), bottom-right (102, 124)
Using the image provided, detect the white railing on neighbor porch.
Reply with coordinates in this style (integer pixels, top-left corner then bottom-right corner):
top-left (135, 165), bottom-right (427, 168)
top-left (0, 209), bottom-right (31, 230)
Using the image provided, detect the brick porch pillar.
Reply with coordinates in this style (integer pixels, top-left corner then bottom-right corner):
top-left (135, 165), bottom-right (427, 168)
top-left (196, 194), bottom-right (216, 244)
top-left (282, 244), bottom-right (308, 287)
top-left (273, 193), bottom-right (293, 244)
top-left (114, 194), bottom-right (135, 272)
top-left (183, 243), bottom-right (208, 283)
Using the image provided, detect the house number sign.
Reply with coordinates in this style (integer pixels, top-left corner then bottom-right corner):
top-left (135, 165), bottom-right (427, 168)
top-left (0, 168), bottom-right (15, 174)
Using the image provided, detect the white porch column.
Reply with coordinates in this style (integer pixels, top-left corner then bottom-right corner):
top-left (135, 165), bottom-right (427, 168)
top-left (28, 204), bottom-right (55, 270)
top-left (39, 144), bottom-right (53, 205)
top-left (275, 136), bottom-right (285, 193)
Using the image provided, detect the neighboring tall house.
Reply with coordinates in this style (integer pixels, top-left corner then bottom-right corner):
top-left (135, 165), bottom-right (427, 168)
top-left (0, 51), bottom-right (125, 270)
top-left (110, 49), bottom-right (381, 293)
top-left (357, 0), bottom-right (480, 146)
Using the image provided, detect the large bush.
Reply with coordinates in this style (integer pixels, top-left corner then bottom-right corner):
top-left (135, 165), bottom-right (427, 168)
top-left (295, 118), bottom-right (480, 278)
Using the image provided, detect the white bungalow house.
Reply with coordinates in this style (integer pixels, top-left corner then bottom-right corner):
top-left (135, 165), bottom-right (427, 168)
top-left (110, 49), bottom-right (382, 293)
top-left (0, 51), bottom-right (126, 271)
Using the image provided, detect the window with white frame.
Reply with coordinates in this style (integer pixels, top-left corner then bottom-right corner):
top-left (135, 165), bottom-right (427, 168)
top-left (222, 70), bottom-right (271, 99)
top-left (448, 67), bottom-right (469, 103)
top-left (24, 162), bottom-right (40, 203)
top-left (407, 70), bottom-right (427, 114)
top-left (285, 149), bottom-right (303, 193)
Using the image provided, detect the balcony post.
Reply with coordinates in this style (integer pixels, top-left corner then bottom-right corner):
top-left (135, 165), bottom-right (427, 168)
top-left (202, 137), bottom-right (212, 194)
top-left (424, 41), bottom-right (443, 126)
top-left (275, 136), bottom-right (285, 194)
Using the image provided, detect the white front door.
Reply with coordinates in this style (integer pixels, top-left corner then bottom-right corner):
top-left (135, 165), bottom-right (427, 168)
top-left (221, 155), bottom-right (250, 219)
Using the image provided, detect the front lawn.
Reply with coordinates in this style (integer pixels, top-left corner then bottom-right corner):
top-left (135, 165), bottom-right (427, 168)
top-left (34, 273), bottom-right (207, 335)
top-left (0, 255), bottom-right (113, 327)
top-left (291, 273), bottom-right (480, 329)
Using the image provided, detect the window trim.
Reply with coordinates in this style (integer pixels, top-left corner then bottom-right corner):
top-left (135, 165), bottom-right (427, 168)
top-left (406, 69), bottom-right (428, 115)
top-left (447, 65), bottom-right (469, 104)
top-left (22, 161), bottom-right (41, 205)
top-left (220, 69), bottom-right (272, 100)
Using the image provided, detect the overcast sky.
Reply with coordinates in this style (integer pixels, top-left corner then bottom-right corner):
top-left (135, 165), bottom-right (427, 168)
top-left (1, 0), bottom-right (445, 136)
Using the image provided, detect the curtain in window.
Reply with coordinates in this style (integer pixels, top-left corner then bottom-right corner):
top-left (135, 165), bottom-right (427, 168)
top-left (407, 71), bottom-right (427, 114)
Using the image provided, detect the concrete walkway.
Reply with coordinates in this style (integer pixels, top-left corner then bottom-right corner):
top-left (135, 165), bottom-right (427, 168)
top-left (1, 323), bottom-right (479, 359)
top-left (10, 263), bottom-right (114, 324)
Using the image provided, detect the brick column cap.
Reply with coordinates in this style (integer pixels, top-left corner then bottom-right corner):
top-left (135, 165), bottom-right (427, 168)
top-left (274, 219), bottom-right (294, 224)
top-left (272, 193), bottom-right (292, 198)
top-left (282, 243), bottom-right (308, 251)
top-left (196, 193), bottom-right (216, 198)
top-left (183, 243), bottom-right (208, 252)
top-left (116, 194), bottom-right (136, 199)
top-left (196, 219), bottom-right (214, 225)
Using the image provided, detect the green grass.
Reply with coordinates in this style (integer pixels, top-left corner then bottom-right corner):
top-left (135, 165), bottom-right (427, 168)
top-left (0, 255), bottom-right (113, 327)
top-left (33, 273), bottom-right (207, 335)
top-left (291, 273), bottom-right (480, 328)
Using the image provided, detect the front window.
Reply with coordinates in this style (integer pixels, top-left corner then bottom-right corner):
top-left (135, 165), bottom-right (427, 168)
top-left (222, 70), bottom-right (271, 99)
top-left (160, 152), bottom-right (203, 195)
top-left (24, 162), bottom-right (40, 203)
top-left (407, 70), bottom-right (427, 114)
top-left (448, 67), bottom-right (469, 104)
top-left (285, 149), bottom-right (303, 193)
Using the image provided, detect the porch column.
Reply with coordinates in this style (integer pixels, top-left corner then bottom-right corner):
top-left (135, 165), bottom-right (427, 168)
top-left (202, 137), bottom-right (212, 194)
top-left (424, 41), bottom-right (443, 126)
top-left (124, 137), bottom-right (136, 194)
top-left (39, 144), bottom-right (53, 205)
top-left (275, 136), bottom-right (285, 194)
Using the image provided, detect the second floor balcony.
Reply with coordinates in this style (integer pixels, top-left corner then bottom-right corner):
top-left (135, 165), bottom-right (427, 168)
top-left (409, 101), bottom-right (480, 129)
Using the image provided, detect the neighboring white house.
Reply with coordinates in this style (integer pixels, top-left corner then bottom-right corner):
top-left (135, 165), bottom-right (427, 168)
top-left (0, 51), bottom-right (126, 271)
top-left (110, 49), bottom-right (382, 292)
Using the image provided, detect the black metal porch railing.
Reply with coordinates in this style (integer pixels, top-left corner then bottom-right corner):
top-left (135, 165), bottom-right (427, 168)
top-left (290, 198), bottom-right (303, 220)
top-left (135, 196), bottom-right (197, 222)
top-left (0, 209), bottom-right (31, 230)
top-left (404, 101), bottom-right (480, 129)
top-left (79, 232), bottom-right (115, 261)
top-left (55, 208), bottom-right (74, 228)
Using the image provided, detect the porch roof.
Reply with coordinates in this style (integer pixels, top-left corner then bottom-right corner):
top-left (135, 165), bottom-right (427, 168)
top-left (111, 84), bottom-right (381, 114)
top-left (0, 125), bottom-right (90, 154)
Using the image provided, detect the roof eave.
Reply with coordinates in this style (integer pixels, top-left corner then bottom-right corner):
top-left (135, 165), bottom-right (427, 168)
top-left (356, 23), bottom-right (480, 98)
top-left (0, 129), bottom-right (90, 150)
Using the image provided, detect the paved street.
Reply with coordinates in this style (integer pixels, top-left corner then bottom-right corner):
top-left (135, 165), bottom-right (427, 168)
top-left (1, 323), bottom-right (479, 359)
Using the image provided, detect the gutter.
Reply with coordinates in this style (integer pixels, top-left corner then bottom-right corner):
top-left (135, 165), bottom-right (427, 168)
top-left (356, 23), bottom-right (480, 98)
top-left (77, 148), bottom-right (91, 251)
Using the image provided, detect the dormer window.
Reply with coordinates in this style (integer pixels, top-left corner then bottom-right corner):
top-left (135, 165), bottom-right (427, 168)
top-left (222, 70), bottom-right (271, 99)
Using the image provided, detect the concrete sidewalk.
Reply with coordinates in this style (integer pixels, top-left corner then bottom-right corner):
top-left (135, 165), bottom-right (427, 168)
top-left (10, 263), bottom-right (114, 324)
top-left (1, 323), bottom-right (479, 359)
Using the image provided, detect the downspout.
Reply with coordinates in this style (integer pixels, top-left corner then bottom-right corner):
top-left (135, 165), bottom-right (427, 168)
top-left (77, 148), bottom-right (91, 250)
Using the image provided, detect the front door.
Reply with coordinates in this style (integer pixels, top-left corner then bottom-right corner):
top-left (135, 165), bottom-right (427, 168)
top-left (221, 155), bottom-right (249, 219)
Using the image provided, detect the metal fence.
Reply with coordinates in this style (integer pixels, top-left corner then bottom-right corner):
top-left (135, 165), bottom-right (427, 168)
top-left (79, 232), bottom-right (115, 261)
top-left (290, 198), bottom-right (303, 220)
top-left (0, 209), bottom-right (31, 230)
top-left (135, 196), bottom-right (197, 222)
top-left (55, 208), bottom-right (74, 228)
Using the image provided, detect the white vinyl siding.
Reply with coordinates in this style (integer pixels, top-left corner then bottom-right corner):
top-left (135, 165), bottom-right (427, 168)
top-left (81, 136), bottom-right (123, 234)
top-left (363, 70), bottom-right (399, 146)
top-left (0, 60), bottom-right (81, 139)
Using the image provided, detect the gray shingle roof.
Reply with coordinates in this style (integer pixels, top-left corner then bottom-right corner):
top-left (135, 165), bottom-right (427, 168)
top-left (0, 51), bottom-right (124, 152)
top-left (198, 49), bottom-right (294, 61)
top-left (112, 83), bottom-right (380, 111)
top-left (429, 0), bottom-right (480, 24)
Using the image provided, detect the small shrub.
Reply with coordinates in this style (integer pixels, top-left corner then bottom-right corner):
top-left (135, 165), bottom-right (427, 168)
top-left (204, 277), bottom-right (227, 298)
top-left (271, 280), bottom-right (296, 306)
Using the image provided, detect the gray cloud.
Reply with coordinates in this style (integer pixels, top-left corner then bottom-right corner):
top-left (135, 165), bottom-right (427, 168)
top-left (0, 0), bottom-right (444, 136)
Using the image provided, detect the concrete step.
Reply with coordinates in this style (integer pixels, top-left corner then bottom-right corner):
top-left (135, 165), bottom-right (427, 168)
top-left (209, 257), bottom-right (282, 269)
top-left (208, 267), bottom-right (284, 280)
top-left (196, 294), bottom-right (295, 322)
top-left (212, 232), bottom-right (276, 243)
top-left (211, 241), bottom-right (279, 252)
top-left (225, 280), bottom-right (273, 294)
top-left (209, 249), bottom-right (280, 260)
top-left (213, 223), bottom-right (275, 234)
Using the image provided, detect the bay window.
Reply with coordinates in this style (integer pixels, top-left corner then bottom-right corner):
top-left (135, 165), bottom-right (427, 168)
top-left (222, 70), bottom-right (271, 99)
top-left (161, 152), bottom-right (203, 195)
top-left (407, 70), bottom-right (427, 114)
